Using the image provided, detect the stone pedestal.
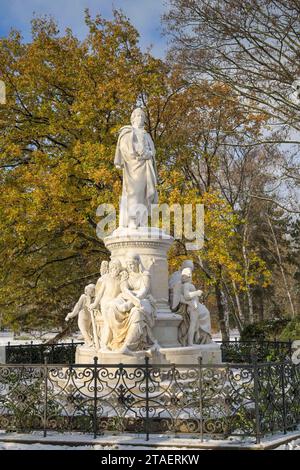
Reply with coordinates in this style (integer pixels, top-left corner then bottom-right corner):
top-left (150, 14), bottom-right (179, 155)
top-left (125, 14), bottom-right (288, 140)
top-left (104, 227), bottom-right (173, 310)
top-left (160, 343), bottom-right (222, 365)
top-left (75, 342), bottom-right (222, 366)
top-left (153, 312), bottom-right (182, 348)
top-left (75, 225), bottom-right (222, 367)
top-left (104, 227), bottom-right (182, 348)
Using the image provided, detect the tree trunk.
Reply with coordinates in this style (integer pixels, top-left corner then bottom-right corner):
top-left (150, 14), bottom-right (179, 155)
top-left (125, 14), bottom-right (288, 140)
top-left (215, 282), bottom-right (230, 341)
top-left (232, 280), bottom-right (246, 328)
top-left (224, 281), bottom-right (243, 332)
top-left (267, 216), bottom-right (295, 318)
top-left (45, 321), bottom-right (74, 345)
top-left (253, 286), bottom-right (264, 322)
top-left (242, 224), bottom-right (255, 323)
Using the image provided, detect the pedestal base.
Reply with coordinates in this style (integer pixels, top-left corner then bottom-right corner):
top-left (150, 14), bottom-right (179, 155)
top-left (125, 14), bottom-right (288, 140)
top-left (76, 342), bottom-right (222, 366)
top-left (160, 343), bottom-right (222, 365)
top-left (153, 312), bottom-right (182, 347)
top-left (104, 227), bottom-right (173, 312)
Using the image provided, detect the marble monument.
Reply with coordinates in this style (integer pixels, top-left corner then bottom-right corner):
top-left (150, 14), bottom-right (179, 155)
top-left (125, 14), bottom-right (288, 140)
top-left (72, 107), bottom-right (221, 365)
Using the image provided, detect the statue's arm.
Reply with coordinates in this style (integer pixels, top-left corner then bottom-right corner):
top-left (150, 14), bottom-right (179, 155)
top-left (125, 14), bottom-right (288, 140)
top-left (138, 134), bottom-right (155, 161)
top-left (65, 295), bottom-right (85, 321)
top-left (135, 272), bottom-right (151, 299)
top-left (183, 283), bottom-right (202, 301)
top-left (91, 283), bottom-right (105, 309)
top-left (121, 280), bottom-right (141, 308)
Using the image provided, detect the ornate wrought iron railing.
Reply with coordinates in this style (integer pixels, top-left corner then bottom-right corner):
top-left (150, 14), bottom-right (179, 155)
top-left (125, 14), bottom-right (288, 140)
top-left (5, 340), bottom-right (293, 365)
top-left (0, 357), bottom-right (299, 443)
top-left (216, 340), bottom-right (293, 363)
top-left (5, 341), bottom-right (83, 364)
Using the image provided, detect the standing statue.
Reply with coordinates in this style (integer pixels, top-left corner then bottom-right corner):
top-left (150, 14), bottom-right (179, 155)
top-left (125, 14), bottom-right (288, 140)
top-left (65, 284), bottom-right (96, 347)
top-left (114, 107), bottom-right (158, 228)
top-left (170, 264), bottom-right (212, 346)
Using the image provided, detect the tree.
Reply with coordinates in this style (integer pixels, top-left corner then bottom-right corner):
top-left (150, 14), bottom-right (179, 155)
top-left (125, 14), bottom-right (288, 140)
top-left (0, 11), bottom-right (168, 330)
top-left (164, 0), bottom-right (300, 217)
top-left (164, 0), bottom-right (300, 144)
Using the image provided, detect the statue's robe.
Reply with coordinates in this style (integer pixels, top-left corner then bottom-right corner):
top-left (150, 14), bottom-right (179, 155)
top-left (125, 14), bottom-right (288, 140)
top-left (114, 126), bottom-right (158, 227)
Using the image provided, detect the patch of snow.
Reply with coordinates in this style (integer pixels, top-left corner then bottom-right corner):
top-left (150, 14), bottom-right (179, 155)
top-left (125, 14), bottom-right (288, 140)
top-left (212, 329), bottom-right (240, 342)
top-left (275, 439), bottom-right (300, 450)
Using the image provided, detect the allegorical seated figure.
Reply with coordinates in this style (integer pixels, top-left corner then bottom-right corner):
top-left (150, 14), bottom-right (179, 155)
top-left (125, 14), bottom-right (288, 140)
top-left (170, 265), bottom-right (212, 346)
top-left (102, 254), bottom-right (157, 354)
top-left (65, 284), bottom-right (96, 347)
top-left (90, 259), bottom-right (123, 350)
top-left (95, 260), bottom-right (109, 297)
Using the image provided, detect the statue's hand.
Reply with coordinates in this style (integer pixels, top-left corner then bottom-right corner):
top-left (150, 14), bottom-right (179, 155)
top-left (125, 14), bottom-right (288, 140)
top-left (65, 313), bottom-right (71, 322)
top-left (134, 298), bottom-right (142, 309)
top-left (90, 302), bottom-right (97, 310)
top-left (143, 152), bottom-right (152, 160)
top-left (136, 152), bottom-right (151, 161)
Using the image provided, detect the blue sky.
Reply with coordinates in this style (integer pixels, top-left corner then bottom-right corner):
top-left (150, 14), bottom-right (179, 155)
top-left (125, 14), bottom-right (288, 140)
top-left (0, 0), bottom-right (168, 57)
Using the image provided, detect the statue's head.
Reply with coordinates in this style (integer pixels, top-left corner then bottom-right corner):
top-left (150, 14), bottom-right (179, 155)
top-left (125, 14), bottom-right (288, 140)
top-left (130, 107), bottom-right (146, 129)
top-left (181, 267), bottom-right (192, 283)
top-left (181, 260), bottom-right (194, 271)
top-left (100, 260), bottom-right (109, 276)
top-left (109, 259), bottom-right (122, 278)
top-left (126, 254), bottom-right (141, 273)
top-left (85, 283), bottom-right (95, 297)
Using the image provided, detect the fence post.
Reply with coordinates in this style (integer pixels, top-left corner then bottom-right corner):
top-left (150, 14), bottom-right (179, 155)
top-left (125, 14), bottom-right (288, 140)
top-left (71, 339), bottom-right (74, 363)
top-left (252, 353), bottom-right (261, 444)
top-left (6, 341), bottom-right (10, 363)
top-left (93, 356), bottom-right (98, 439)
top-left (30, 341), bottom-right (33, 364)
top-left (288, 339), bottom-right (292, 360)
top-left (280, 362), bottom-right (287, 434)
top-left (43, 354), bottom-right (48, 438)
top-left (145, 355), bottom-right (150, 442)
top-left (198, 356), bottom-right (204, 442)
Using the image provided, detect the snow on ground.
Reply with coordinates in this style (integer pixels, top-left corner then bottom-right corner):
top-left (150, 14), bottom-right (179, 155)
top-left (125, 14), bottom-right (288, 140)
top-left (1, 430), bottom-right (299, 450)
top-left (1, 328), bottom-right (241, 347)
top-left (275, 439), bottom-right (300, 450)
top-left (0, 443), bottom-right (194, 450)
top-left (212, 329), bottom-right (240, 342)
top-left (0, 440), bottom-right (298, 450)
top-left (0, 331), bottom-right (82, 346)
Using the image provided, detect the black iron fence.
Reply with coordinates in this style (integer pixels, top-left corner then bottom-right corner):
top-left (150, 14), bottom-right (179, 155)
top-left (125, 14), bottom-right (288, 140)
top-left (0, 357), bottom-right (299, 443)
top-left (5, 340), bottom-right (293, 365)
top-left (5, 341), bottom-right (83, 365)
top-left (217, 340), bottom-right (292, 363)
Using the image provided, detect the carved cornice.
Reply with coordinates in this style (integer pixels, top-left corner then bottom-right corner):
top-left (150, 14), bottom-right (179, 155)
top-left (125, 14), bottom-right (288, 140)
top-left (105, 239), bottom-right (173, 250)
